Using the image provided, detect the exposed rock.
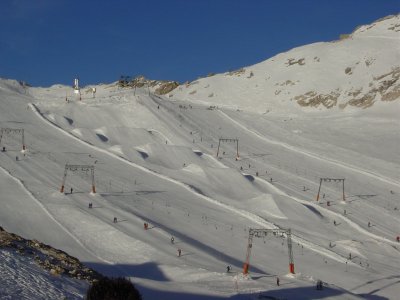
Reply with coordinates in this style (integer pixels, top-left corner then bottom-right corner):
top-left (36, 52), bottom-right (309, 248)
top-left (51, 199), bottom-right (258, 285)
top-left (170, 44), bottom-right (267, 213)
top-left (294, 91), bottom-right (339, 108)
top-left (345, 67), bottom-right (353, 75)
top-left (155, 81), bottom-right (179, 95)
top-left (0, 228), bottom-right (103, 284)
top-left (286, 58), bottom-right (305, 66)
top-left (226, 68), bottom-right (246, 76)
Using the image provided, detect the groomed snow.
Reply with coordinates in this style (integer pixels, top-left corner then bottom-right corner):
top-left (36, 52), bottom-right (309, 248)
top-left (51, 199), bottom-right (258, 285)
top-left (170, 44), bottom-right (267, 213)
top-left (0, 15), bottom-right (399, 300)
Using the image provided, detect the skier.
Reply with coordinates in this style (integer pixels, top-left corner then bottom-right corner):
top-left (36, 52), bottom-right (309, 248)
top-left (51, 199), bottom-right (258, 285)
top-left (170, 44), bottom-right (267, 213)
top-left (177, 248), bottom-right (182, 257)
top-left (344, 209), bottom-right (347, 215)
top-left (396, 236), bottom-right (399, 242)
top-left (368, 222), bottom-right (371, 227)
top-left (2, 147), bottom-right (5, 152)
top-left (226, 265), bottom-right (231, 273)
top-left (113, 217), bottom-right (117, 223)
top-left (240, 166), bottom-right (243, 171)
top-left (171, 236), bottom-right (174, 244)
top-left (276, 277), bottom-right (280, 286)
top-left (349, 253), bottom-right (352, 259)
top-left (15, 156), bottom-right (18, 161)
top-left (88, 203), bottom-right (92, 209)
top-left (333, 220), bottom-right (336, 226)
top-left (144, 222), bottom-right (148, 230)
top-left (256, 172), bottom-right (259, 176)
top-left (70, 187), bottom-right (73, 194)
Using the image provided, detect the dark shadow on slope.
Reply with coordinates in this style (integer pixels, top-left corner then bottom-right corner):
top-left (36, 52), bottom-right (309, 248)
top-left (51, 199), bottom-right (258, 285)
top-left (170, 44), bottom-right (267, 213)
top-left (96, 133), bottom-right (109, 142)
top-left (135, 190), bottom-right (165, 195)
top-left (80, 261), bottom-right (375, 300)
top-left (302, 204), bottom-right (324, 219)
top-left (243, 174), bottom-right (255, 182)
top-left (351, 275), bottom-right (400, 292)
top-left (64, 116), bottom-right (73, 125)
top-left (193, 150), bottom-right (203, 157)
top-left (137, 150), bottom-right (149, 159)
top-left (187, 184), bottom-right (206, 196)
top-left (85, 262), bottom-right (169, 281)
top-left (125, 211), bottom-right (267, 275)
top-left (359, 279), bottom-right (400, 299)
top-left (254, 284), bottom-right (381, 300)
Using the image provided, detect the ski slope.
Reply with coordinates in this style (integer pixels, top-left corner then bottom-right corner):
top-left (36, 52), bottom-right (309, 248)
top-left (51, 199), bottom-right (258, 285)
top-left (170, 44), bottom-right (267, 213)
top-left (1, 15), bottom-right (399, 300)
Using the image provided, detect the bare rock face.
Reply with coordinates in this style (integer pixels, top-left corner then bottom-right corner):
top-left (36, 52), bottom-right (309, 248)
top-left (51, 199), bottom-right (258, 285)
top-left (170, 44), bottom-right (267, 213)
top-left (155, 81), bottom-right (179, 95)
top-left (293, 67), bottom-right (400, 109)
top-left (0, 226), bottom-right (103, 283)
top-left (294, 91), bottom-right (340, 108)
top-left (118, 75), bottom-right (180, 95)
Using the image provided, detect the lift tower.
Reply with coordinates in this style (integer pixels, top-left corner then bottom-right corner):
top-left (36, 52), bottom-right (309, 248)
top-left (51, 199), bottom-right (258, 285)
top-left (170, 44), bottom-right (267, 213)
top-left (60, 164), bottom-right (96, 194)
top-left (216, 138), bottom-right (239, 159)
top-left (243, 228), bottom-right (295, 275)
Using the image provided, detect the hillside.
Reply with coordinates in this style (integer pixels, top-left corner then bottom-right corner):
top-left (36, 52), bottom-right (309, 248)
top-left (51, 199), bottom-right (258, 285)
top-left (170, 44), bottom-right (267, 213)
top-left (169, 15), bottom-right (400, 114)
top-left (0, 15), bottom-right (399, 300)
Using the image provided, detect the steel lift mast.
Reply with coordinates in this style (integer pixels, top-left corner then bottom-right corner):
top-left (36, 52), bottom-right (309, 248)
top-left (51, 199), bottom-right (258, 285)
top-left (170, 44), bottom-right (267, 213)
top-left (316, 178), bottom-right (345, 201)
top-left (216, 138), bottom-right (239, 159)
top-left (243, 228), bottom-right (295, 275)
top-left (60, 164), bottom-right (96, 194)
top-left (0, 128), bottom-right (25, 151)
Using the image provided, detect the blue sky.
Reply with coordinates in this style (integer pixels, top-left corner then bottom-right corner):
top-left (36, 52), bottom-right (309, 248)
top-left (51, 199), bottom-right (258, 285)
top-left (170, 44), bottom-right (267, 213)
top-left (0, 0), bottom-right (399, 87)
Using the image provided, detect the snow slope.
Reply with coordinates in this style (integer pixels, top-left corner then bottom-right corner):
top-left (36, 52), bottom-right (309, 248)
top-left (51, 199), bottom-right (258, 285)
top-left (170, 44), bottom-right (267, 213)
top-left (0, 15), bottom-right (399, 300)
top-left (0, 249), bottom-right (87, 300)
top-left (169, 15), bottom-right (400, 115)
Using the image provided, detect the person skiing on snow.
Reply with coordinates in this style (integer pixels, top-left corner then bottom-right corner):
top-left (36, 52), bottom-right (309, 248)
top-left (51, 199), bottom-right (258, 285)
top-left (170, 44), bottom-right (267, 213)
top-left (226, 265), bottom-right (231, 273)
top-left (70, 187), bottom-right (73, 194)
top-left (171, 236), bottom-right (174, 244)
top-left (276, 277), bottom-right (280, 286)
top-left (177, 248), bottom-right (182, 257)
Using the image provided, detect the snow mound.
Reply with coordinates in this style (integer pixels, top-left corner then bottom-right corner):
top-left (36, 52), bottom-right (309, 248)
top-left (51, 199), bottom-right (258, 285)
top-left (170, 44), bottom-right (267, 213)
top-left (245, 194), bottom-right (287, 219)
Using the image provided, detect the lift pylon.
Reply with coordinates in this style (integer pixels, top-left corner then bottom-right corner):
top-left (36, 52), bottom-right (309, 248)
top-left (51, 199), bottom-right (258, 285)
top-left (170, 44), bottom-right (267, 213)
top-left (0, 128), bottom-right (25, 151)
top-left (60, 164), bottom-right (96, 194)
top-left (216, 138), bottom-right (239, 159)
top-left (316, 178), bottom-right (345, 201)
top-left (243, 228), bottom-right (295, 275)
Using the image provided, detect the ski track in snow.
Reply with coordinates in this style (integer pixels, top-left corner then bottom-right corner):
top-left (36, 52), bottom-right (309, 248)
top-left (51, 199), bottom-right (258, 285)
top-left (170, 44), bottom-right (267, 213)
top-left (0, 163), bottom-right (114, 267)
top-left (218, 110), bottom-right (400, 188)
top-left (29, 102), bottom-right (364, 267)
top-left (258, 176), bottom-right (400, 247)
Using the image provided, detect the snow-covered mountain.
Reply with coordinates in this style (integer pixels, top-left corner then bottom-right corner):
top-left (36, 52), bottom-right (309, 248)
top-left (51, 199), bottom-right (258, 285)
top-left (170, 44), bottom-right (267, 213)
top-left (0, 15), bottom-right (399, 300)
top-left (169, 15), bottom-right (400, 114)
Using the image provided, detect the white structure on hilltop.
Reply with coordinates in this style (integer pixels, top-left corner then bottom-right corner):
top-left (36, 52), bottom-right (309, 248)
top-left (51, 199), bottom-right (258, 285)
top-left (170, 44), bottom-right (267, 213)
top-left (73, 78), bottom-right (80, 94)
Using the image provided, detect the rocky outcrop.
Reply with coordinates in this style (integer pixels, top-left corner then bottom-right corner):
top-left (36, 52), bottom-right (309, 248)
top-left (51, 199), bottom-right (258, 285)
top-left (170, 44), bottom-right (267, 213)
top-left (155, 81), bottom-right (179, 95)
top-left (0, 226), bottom-right (103, 283)
top-left (118, 75), bottom-right (180, 95)
top-left (294, 91), bottom-right (340, 108)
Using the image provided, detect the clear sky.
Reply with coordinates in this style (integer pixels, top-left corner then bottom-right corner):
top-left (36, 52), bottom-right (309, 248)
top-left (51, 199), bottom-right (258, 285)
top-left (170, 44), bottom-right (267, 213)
top-left (1, 0), bottom-right (399, 87)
